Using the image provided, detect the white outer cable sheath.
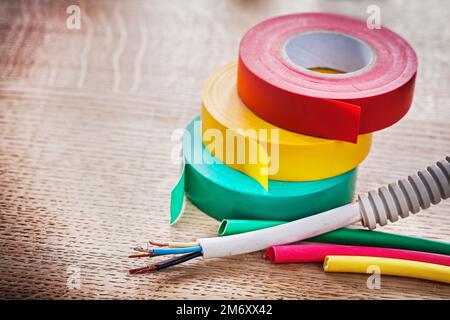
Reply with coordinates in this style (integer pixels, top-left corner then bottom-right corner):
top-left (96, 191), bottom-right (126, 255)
top-left (198, 203), bottom-right (361, 259)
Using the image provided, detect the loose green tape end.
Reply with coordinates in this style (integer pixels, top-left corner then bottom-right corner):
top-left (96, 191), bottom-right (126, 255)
top-left (217, 219), bottom-right (450, 256)
top-left (170, 164), bottom-right (186, 225)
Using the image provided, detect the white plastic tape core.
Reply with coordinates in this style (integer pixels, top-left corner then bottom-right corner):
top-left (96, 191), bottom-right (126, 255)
top-left (282, 31), bottom-right (375, 77)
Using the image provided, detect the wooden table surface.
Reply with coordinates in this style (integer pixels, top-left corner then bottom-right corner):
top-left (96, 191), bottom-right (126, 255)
top-left (0, 0), bottom-right (449, 300)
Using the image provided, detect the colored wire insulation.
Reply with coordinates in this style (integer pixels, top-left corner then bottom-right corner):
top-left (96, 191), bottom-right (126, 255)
top-left (128, 246), bottom-right (202, 258)
top-left (218, 222), bottom-right (450, 256)
top-left (263, 244), bottom-right (450, 266)
top-left (323, 256), bottom-right (450, 284)
top-left (151, 246), bottom-right (202, 256)
top-left (129, 251), bottom-right (203, 274)
top-left (148, 241), bottom-right (199, 248)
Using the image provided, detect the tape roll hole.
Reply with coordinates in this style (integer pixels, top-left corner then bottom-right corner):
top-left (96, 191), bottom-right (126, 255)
top-left (282, 31), bottom-right (375, 77)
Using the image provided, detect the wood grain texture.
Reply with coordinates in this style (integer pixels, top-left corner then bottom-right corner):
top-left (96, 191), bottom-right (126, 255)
top-left (0, 0), bottom-right (449, 299)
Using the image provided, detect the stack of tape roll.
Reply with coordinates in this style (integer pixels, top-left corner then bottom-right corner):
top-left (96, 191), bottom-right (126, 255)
top-left (171, 13), bottom-right (417, 226)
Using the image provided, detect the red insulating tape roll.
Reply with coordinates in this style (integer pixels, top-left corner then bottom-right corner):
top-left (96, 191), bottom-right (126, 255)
top-left (238, 13), bottom-right (417, 143)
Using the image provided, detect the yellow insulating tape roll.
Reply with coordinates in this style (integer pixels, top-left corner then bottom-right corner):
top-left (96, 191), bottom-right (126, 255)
top-left (202, 62), bottom-right (372, 190)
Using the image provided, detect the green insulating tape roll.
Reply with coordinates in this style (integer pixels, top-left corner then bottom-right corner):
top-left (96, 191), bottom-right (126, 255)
top-left (218, 220), bottom-right (450, 256)
top-left (170, 117), bottom-right (357, 224)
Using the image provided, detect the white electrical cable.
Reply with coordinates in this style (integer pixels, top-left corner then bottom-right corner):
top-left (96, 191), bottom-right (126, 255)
top-left (198, 203), bottom-right (360, 259)
top-left (198, 157), bottom-right (450, 259)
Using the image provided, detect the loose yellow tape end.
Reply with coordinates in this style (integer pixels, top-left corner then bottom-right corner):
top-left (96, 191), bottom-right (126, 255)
top-left (202, 105), bottom-right (270, 191)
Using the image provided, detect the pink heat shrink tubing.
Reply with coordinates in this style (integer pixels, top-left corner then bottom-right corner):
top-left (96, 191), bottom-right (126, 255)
top-left (264, 244), bottom-right (450, 266)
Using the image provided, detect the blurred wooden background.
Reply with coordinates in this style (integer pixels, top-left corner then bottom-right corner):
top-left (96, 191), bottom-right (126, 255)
top-left (0, 0), bottom-right (449, 299)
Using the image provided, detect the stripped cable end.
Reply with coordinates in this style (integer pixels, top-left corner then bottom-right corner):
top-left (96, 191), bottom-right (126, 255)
top-left (129, 247), bottom-right (153, 258)
top-left (132, 246), bottom-right (151, 252)
top-left (128, 253), bottom-right (152, 259)
top-left (128, 251), bottom-right (203, 275)
top-left (129, 264), bottom-right (158, 274)
top-left (148, 241), bottom-right (168, 247)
